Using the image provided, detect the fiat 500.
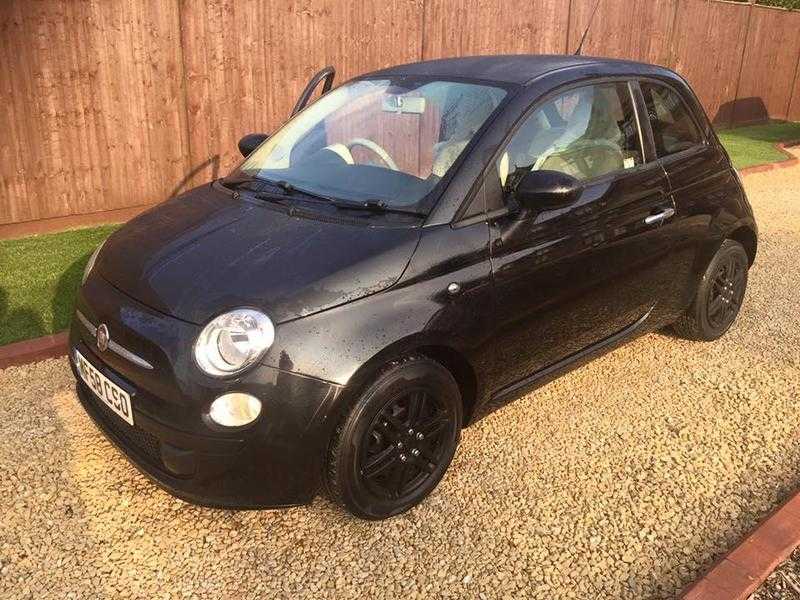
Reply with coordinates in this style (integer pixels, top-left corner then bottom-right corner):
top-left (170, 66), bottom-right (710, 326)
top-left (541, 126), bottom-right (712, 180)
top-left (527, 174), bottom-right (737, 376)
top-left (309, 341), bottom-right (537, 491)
top-left (71, 55), bottom-right (757, 519)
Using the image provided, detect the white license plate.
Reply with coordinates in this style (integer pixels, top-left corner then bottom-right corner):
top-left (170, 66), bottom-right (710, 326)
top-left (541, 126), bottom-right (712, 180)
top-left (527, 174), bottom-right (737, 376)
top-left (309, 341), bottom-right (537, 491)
top-left (74, 349), bottom-right (134, 426)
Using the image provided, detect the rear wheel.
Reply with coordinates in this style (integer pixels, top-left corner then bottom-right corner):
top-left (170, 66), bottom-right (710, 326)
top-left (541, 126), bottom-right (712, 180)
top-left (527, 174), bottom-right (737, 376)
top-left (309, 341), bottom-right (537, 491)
top-left (325, 356), bottom-right (462, 520)
top-left (672, 239), bottom-right (749, 341)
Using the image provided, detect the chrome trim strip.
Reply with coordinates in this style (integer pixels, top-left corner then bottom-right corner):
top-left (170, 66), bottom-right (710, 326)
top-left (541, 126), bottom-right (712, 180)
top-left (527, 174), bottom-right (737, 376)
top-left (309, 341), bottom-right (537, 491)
top-left (76, 310), bottom-right (97, 336)
top-left (75, 310), bottom-right (154, 370)
top-left (108, 340), bottom-right (154, 370)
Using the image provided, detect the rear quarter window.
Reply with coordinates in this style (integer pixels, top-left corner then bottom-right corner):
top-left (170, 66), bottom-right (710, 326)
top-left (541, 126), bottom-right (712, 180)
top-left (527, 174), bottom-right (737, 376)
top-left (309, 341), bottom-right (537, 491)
top-left (640, 82), bottom-right (703, 157)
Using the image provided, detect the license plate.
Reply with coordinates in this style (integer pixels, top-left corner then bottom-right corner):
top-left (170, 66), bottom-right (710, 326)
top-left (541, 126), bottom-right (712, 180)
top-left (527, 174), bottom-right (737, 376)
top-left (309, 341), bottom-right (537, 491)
top-left (74, 349), bottom-right (134, 426)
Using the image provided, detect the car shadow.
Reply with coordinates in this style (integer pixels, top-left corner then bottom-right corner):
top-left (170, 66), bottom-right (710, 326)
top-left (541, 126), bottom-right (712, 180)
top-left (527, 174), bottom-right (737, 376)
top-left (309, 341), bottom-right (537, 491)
top-left (0, 286), bottom-right (46, 346)
top-left (713, 97), bottom-right (768, 128)
top-left (51, 254), bottom-right (93, 334)
top-left (169, 154), bottom-right (220, 199)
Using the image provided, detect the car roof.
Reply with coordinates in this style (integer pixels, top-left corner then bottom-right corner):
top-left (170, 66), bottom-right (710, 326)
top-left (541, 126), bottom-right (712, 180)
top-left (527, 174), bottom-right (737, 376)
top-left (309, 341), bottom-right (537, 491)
top-left (361, 54), bottom-right (673, 86)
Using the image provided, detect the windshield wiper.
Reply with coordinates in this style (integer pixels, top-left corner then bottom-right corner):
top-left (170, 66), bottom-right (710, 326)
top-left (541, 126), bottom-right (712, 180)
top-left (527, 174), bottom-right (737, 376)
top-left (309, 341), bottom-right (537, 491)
top-left (327, 198), bottom-right (426, 218)
top-left (220, 176), bottom-right (263, 192)
top-left (257, 182), bottom-right (425, 218)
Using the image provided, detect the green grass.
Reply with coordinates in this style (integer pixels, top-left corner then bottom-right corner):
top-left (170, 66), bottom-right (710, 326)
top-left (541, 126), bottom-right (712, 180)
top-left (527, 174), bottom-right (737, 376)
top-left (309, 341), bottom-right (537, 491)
top-left (717, 120), bottom-right (800, 170)
top-left (0, 225), bottom-right (118, 346)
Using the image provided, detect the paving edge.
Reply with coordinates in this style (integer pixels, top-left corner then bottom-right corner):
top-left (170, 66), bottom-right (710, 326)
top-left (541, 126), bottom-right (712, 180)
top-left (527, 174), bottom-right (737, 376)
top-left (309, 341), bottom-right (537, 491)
top-left (0, 331), bottom-right (69, 369)
top-left (681, 491), bottom-right (800, 599)
top-left (739, 140), bottom-right (800, 176)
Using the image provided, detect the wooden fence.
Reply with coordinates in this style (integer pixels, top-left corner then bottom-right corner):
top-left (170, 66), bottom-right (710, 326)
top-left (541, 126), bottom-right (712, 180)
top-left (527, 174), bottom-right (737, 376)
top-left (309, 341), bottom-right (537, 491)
top-left (1, 0), bottom-right (800, 234)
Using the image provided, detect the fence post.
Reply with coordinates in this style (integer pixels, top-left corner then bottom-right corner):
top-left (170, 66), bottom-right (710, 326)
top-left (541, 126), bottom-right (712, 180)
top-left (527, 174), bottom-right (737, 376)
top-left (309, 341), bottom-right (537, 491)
top-left (665, 0), bottom-right (682, 69)
top-left (730, 0), bottom-right (756, 127)
top-left (787, 43), bottom-right (800, 121)
top-left (564, 0), bottom-right (573, 54)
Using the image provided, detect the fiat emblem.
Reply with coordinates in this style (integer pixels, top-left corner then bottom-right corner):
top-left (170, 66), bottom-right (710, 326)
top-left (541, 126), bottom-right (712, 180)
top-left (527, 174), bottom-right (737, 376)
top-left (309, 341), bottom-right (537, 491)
top-left (96, 323), bottom-right (110, 352)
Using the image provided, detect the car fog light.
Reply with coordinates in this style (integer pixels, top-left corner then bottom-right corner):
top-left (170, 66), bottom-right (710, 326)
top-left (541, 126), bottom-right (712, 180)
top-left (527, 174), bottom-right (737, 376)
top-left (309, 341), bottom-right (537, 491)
top-left (209, 393), bottom-right (261, 427)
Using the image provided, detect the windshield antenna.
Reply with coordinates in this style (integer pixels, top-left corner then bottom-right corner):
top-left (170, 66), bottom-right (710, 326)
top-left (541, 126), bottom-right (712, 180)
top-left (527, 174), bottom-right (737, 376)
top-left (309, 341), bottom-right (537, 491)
top-left (574, 0), bottom-right (602, 56)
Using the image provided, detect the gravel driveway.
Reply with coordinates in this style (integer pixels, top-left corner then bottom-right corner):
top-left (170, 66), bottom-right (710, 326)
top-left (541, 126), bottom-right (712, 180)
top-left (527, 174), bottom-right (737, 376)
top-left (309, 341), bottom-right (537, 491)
top-left (2, 164), bottom-right (799, 600)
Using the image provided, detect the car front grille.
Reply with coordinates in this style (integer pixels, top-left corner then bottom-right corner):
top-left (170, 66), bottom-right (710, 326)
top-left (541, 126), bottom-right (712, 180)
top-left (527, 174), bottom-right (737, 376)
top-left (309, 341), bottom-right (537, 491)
top-left (77, 380), bottom-right (165, 471)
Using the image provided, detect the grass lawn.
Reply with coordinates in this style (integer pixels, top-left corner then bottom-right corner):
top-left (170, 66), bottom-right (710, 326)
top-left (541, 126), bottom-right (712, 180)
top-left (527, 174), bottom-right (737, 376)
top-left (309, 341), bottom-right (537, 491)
top-left (0, 225), bottom-right (117, 346)
top-left (717, 120), bottom-right (800, 170)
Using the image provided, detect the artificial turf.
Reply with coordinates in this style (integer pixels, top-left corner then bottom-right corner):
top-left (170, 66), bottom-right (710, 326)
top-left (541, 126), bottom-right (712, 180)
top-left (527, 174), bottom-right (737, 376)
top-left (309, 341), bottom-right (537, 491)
top-left (717, 120), bottom-right (800, 170)
top-left (0, 225), bottom-right (117, 346)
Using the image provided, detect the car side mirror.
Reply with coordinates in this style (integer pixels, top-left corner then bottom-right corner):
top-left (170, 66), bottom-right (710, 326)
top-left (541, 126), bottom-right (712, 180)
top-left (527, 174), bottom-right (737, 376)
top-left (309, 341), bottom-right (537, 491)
top-left (238, 133), bottom-right (269, 158)
top-left (514, 170), bottom-right (581, 210)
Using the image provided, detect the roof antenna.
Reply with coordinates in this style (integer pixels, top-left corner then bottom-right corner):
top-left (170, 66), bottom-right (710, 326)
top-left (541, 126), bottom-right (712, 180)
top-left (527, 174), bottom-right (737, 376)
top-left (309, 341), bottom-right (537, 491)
top-left (574, 0), bottom-right (602, 56)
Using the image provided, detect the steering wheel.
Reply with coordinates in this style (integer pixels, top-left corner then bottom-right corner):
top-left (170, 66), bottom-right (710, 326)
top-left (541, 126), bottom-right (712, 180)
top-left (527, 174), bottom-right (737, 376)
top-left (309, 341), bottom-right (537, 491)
top-left (324, 138), bottom-right (399, 171)
top-left (535, 139), bottom-right (624, 180)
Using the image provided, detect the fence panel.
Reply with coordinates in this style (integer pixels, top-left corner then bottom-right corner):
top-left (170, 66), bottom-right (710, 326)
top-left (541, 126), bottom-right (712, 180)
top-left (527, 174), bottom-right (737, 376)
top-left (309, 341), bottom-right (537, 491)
top-left (735, 5), bottom-right (800, 124)
top-left (669, 0), bottom-right (751, 127)
top-left (422, 0), bottom-right (569, 59)
top-left (179, 0), bottom-right (424, 188)
top-left (789, 59), bottom-right (800, 122)
top-left (2, 0), bottom-right (800, 232)
top-left (567, 0), bottom-right (677, 65)
top-left (0, 0), bottom-right (189, 226)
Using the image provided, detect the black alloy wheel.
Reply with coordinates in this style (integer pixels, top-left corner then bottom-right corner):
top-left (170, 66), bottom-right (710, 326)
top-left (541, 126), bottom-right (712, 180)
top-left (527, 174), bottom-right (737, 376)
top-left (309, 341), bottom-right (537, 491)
top-left (325, 356), bottom-right (462, 520)
top-left (359, 389), bottom-right (452, 500)
top-left (672, 239), bottom-right (749, 341)
top-left (705, 250), bottom-right (747, 331)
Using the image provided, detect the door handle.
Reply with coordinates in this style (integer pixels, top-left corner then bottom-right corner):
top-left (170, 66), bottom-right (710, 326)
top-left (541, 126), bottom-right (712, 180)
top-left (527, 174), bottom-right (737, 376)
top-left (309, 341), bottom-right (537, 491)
top-left (644, 207), bottom-right (676, 225)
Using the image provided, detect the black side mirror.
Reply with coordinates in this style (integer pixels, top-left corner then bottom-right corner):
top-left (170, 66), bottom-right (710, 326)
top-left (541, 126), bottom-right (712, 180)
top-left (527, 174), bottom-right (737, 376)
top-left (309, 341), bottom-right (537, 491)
top-left (514, 169), bottom-right (581, 210)
top-left (238, 133), bottom-right (269, 157)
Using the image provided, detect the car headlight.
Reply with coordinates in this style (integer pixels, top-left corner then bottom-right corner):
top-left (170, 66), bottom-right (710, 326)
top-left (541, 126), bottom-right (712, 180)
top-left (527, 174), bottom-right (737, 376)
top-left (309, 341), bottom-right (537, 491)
top-left (194, 309), bottom-right (275, 376)
top-left (82, 240), bottom-right (106, 284)
top-left (209, 393), bottom-right (262, 427)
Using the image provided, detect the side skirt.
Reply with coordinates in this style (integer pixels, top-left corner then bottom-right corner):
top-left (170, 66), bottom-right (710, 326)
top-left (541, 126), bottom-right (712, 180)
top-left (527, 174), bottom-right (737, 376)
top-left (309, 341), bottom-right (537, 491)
top-left (490, 305), bottom-right (655, 406)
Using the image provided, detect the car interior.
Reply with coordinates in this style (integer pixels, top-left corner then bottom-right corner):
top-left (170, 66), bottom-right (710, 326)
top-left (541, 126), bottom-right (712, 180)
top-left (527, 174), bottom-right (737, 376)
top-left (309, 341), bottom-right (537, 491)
top-left (498, 83), bottom-right (644, 191)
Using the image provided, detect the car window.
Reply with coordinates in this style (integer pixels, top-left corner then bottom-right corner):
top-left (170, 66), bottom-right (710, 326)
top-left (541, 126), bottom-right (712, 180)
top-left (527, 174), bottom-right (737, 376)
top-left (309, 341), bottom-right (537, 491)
top-left (235, 78), bottom-right (507, 212)
top-left (640, 82), bottom-right (702, 156)
top-left (496, 82), bottom-right (643, 190)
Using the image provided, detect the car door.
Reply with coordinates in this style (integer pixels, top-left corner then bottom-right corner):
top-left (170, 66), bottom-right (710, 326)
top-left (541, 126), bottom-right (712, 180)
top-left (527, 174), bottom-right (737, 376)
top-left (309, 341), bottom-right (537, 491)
top-left (485, 80), bottom-right (676, 393)
top-left (636, 79), bottom-right (733, 316)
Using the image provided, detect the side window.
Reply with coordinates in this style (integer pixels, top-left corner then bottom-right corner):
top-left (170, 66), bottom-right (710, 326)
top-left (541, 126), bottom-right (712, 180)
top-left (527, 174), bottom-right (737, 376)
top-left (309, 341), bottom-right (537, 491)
top-left (497, 82), bottom-right (643, 190)
top-left (640, 82), bottom-right (702, 156)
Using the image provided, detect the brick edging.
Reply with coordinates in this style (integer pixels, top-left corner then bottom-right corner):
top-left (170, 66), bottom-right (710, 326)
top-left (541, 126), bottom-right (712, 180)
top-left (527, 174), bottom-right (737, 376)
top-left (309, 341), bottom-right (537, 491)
top-left (682, 491), bottom-right (800, 599)
top-left (0, 332), bottom-right (69, 369)
top-left (739, 140), bottom-right (800, 176)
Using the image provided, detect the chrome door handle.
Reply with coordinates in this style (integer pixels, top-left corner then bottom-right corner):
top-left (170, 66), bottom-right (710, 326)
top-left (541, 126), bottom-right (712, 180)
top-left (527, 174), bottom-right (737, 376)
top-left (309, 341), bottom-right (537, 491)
top-left (644, 207), bottom-right (676, 225)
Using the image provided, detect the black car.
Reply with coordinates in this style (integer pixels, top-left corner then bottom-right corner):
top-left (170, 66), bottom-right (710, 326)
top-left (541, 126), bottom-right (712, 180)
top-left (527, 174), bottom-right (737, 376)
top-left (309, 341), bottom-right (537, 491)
top-left (70, 55), bottom-right (757, 520)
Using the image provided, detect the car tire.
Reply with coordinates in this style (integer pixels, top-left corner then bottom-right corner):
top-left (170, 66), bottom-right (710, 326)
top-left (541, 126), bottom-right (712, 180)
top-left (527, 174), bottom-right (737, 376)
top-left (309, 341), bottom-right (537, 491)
top-left (325, 355), bottom-right (462, 520)
top-left (672, 239), bottom-right (749, 341)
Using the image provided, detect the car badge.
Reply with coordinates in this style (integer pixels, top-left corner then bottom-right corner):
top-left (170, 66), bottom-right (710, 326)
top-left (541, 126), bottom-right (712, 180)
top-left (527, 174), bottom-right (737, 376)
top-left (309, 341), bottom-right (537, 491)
top-left (96, 323), bottom-right (110, 352)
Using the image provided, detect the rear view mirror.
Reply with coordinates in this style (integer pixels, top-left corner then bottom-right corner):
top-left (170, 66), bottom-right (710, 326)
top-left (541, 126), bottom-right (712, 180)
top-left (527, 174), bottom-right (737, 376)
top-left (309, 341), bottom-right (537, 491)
top-left (514, 170), bottom-right (581, 210)
top-left (382, 96), bottom-right (426, 114)
top-left (238, 133), bottom-right (269, 158)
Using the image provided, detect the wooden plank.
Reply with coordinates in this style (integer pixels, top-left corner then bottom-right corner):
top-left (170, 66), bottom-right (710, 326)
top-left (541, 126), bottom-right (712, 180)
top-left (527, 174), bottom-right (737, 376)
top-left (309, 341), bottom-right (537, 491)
top-left (669, 0), bottom-right (751, 127)
top-left (567, 0), bottom-right (678, 65)
top-left (735, 5), bottom-right (800, 124)
top-left (179, 0), bottom-right (424, 188)
top-left (789, 50), bottom-right (800, 122)
top-left (0, 0), bottom-right (190, 227)
top-left (422, 0), bottom-right (570, 59)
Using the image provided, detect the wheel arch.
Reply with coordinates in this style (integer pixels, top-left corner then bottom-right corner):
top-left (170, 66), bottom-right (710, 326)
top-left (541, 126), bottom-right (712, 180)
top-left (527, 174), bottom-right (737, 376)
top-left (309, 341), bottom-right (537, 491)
top-left (728, 224), bottom-right (757, 266)
top-left (341, 334), bottom-right (481, 427)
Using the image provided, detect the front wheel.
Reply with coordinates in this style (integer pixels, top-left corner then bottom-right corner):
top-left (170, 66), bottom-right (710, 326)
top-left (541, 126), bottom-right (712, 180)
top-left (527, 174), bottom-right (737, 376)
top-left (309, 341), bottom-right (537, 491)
top-left (325, 356), bottom-right (462, 520)
top-left (672, 239), bottom-right (749, 341)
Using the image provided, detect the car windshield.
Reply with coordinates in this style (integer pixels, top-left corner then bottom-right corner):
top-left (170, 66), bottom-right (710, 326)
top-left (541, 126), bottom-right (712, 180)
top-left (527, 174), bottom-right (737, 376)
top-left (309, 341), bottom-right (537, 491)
top-left (232, 77), bottom-right (507, 213)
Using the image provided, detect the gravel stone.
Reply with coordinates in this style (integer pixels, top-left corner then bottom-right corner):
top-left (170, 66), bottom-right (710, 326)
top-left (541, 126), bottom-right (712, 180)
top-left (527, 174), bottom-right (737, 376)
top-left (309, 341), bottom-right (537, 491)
top-left (1, 162), bottom-right (799, 599)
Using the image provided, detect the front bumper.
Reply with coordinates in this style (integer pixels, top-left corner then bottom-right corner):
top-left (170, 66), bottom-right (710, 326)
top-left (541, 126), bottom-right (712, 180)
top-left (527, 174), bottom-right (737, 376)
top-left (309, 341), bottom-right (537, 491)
top-left (70, 275), bottom-right (345, 509)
